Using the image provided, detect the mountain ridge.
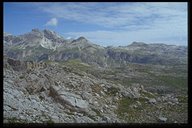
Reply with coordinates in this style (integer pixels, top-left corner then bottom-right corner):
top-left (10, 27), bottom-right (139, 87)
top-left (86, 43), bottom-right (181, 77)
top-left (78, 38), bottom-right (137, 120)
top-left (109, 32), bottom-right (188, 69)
top-left (4, 29), bottom-right (187, 47)
top-left (4, 29), bottom-right (187, 67)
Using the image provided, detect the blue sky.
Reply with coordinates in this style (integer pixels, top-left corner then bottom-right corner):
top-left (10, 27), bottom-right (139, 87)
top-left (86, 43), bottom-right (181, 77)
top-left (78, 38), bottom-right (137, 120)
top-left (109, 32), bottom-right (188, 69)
top-left (4, 2), bottom-right (187, 46)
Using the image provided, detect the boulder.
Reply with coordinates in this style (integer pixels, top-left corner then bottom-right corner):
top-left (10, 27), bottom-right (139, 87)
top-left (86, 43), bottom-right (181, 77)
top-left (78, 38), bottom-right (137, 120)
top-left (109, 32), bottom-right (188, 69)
top-left (148, 98), bottom-right (157, 104)
top-left (49, 86), bottom-right (89, 111)
top-left (158, 117), bottom-right (167, 122)
top-left (81, 92), bottom-right (92, 101)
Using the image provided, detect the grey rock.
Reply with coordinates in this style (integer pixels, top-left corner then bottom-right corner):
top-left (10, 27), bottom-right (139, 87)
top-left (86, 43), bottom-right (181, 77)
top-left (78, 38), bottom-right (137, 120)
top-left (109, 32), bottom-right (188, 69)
top-left (51, 115), bottom-right (60, 123)
top-left (81, 92), bottom-right (92, 101)
top-left (148, 98), bottom-right (157, 104)
top-left (158, 117), bottom-right (167, 122)
top-left (50, 86), bottom-right (89, 110)
top-left (136, 101), bottom-right (142, 106)
top-left (102, 116), bottom-right (111, 122)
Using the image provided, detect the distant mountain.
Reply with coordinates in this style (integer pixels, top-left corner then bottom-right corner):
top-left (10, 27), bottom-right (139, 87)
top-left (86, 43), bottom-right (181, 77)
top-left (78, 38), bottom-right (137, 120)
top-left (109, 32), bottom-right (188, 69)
top-left (3, 29), bottom-right (187, 67)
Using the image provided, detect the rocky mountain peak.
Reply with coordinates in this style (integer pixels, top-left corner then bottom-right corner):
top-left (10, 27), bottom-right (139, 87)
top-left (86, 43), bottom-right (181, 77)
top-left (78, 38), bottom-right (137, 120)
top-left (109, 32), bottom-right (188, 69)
top-left (76, 36), bottom-right (88, 42)
top-left (43, 29), bottom-right (64, 40)
top-left (71, 36), bottom-right (90, 46)
top-left (129, 42), bottom-right (148, 47)
top-left (43, 29), bottom-right (56, 35)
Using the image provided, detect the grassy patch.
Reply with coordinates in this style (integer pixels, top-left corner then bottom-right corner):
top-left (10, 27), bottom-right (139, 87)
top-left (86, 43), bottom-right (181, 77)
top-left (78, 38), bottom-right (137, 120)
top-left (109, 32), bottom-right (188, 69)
top-left (19, 75), bottom-right (25, 79)
top-left (91, 84), bottom-right (103, 94)
top-left (157, 75), bottom-right (187, 89)
top-left (178, 95), bottom-right (188, 103)
top-left (141, 91), bottom-right (156, 98)
top-left (116, 97), bottom-right (146, 122)
top-left (106, 86), bottom-right (120, 96)
top-left (116, 94), bottom-right (188, 123)
top-left (6, 117), bottom-right (28, 123)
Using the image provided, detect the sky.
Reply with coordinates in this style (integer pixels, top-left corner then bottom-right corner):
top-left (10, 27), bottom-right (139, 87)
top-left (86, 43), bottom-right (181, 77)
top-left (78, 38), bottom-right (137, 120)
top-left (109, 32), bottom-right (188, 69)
top-left (3, 2), bottom-right (188, 46)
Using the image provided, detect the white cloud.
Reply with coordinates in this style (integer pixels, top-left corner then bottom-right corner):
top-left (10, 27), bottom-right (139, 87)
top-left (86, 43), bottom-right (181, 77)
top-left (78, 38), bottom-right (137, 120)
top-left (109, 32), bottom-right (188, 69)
top-left (37, 2), bottom-right (187, 46)
top-left (45, 18), bottom-right (58, 26)
top-left (39, 2), bottom-right (187, 29)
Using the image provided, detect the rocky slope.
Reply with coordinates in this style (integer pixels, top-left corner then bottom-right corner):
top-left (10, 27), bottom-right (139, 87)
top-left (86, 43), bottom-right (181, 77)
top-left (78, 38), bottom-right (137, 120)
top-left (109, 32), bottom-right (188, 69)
top-left (3, 57), bottom-right (188, 123)
top-left (4, 29), bottom-right (187, 67)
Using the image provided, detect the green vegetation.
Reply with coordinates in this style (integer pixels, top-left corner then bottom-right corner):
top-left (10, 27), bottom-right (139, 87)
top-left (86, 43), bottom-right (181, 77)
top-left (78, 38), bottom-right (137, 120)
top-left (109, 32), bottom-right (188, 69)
top-left (157, 75), bottom-right (187, 88)
top-left (116, 97), bottom-right (149, 122)
top-left (6, 117), bottom-right (29, 123)
top-left (53, 58), bottom-right (187, 94)
top-left (106, 86), bottom-right (120, 96)
top-left (116, 94), bottom-right (188, 123)
top-left (10, 46), bottom-right (23, 52)
top-left (64, 59), bottom-right (90, 71)
top-left (45, 119), bottom-right (54, 124)
top-left (19, 75), bottom-right (25, 79)
top-left (178, 95), bottom-right (188, 103)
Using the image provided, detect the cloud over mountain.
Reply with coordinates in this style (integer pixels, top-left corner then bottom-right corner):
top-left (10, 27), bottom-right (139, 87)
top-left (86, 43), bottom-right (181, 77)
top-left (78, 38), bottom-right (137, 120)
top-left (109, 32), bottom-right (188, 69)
top-left (45, 18), bottom-right (58, 26)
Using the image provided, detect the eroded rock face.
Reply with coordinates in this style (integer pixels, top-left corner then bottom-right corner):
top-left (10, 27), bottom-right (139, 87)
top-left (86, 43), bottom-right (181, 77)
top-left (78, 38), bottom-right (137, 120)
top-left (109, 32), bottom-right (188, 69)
top-left (7, 58), bottom-right (27, 71)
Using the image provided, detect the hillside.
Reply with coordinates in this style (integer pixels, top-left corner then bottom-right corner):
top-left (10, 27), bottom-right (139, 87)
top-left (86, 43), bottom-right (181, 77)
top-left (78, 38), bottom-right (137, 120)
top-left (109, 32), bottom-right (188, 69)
top-left (3, 56), bottom-right (188, 123)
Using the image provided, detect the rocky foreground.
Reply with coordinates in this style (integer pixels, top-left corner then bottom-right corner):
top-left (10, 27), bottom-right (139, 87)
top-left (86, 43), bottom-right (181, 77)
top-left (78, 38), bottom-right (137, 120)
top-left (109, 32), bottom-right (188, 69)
top-left (3, 57), bottom-right (188, 123)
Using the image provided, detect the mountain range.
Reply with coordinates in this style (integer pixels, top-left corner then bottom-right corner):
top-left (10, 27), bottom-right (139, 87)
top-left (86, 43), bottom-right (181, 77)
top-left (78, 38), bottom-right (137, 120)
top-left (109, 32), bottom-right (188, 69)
top-left (3, 29), bottom-right (187, 67)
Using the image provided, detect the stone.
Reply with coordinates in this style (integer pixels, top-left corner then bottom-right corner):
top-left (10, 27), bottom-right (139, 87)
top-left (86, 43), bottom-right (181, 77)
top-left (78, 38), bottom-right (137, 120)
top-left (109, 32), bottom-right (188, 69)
top-left (103, 88), bottom-right (107, 92)
top-left (100, 91), bottom-right (105, 96)
top-left (113, 96), bottom-right (119, 101)
top-left (158, 117), bottom-right (167, 122)
top-left (156, 97), bottom-right (162, 102)
top-left (81, 92), bottom-right (92, 101)
top-left (51, 115), bottom-right (60, 123)
top-left (95, 93), bottom-right (100, 97)
top-left (172, 98), bottom-right (179, 103)
top-left (104, 105), bottom-right (109, 108)
top-left (93, 101), bottom-right (99, 106)
top-left (148, 98), bottom-right (157, 104)
top-left (136, 101), bottom-right (142, 106)
top-left (74, 116), bottom-right (94, 123)
top-left (102, 116), bottom-right (110, 122)
top-left (50, 86), bottom-right (89, 110)
top-left (133, 105), bottom-right (138, 108)
top-left (121, 90), bottom-right (132, 97)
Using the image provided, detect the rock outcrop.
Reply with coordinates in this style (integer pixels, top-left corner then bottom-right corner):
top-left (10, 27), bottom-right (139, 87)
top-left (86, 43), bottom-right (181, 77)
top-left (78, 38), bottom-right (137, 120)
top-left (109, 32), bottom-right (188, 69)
top-left (3, 57), bottom-right (126, 123)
